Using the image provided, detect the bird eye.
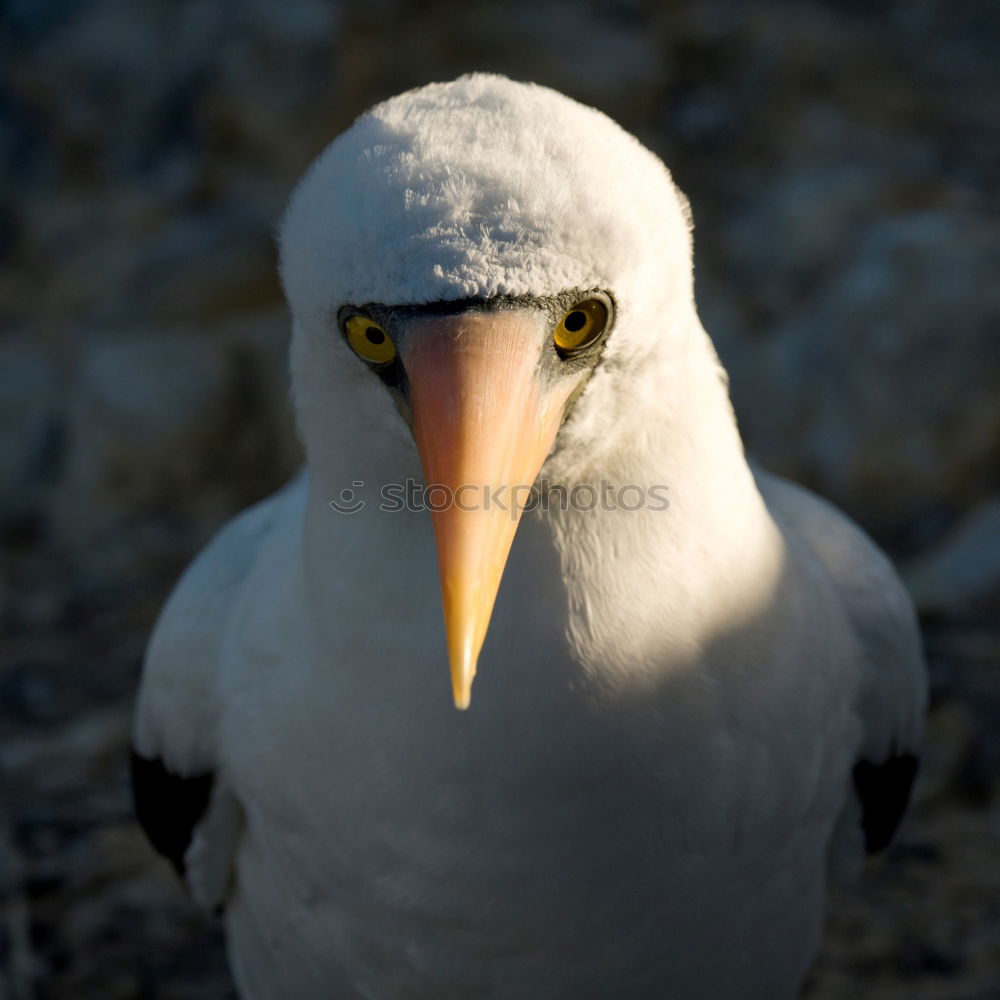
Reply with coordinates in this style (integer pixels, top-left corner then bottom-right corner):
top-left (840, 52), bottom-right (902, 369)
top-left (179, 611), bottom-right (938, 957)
top-left (345, 316), bottom-right (397, 366)
top-left (553, 298), bottom-right (610, 356)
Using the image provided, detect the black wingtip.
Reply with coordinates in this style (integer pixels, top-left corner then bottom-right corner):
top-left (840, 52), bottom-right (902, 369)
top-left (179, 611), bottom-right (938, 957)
top-left (130, 748), bottom-right (214, 877)
top-left (852, 753), bottom-right (919, 854)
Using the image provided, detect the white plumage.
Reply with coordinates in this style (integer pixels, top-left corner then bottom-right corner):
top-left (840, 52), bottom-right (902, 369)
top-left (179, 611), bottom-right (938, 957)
top-left (133, 75), bottom-right (926, 999)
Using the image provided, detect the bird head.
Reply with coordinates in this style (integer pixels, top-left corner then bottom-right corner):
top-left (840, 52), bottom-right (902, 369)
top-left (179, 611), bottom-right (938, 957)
top-left (279, 74), bottom-right (698, 709)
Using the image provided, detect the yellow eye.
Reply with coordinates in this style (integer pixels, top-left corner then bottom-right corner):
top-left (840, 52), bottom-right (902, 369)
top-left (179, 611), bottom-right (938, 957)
top-left (345, 315), bottom-right (397, 366)
top-left (553, 298), bottom-right (611, 355)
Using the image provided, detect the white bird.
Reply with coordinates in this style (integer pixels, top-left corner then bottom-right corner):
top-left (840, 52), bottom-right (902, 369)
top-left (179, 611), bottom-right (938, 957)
top-left (132, 75), bottom-right (926, 999)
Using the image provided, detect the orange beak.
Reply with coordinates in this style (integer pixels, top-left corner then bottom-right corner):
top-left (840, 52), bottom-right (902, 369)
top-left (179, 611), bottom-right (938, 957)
top-left (403, 311), bottom-right (573, 709)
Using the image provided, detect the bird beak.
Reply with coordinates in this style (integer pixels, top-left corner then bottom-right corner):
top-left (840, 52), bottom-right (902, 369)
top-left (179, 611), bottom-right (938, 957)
top-left (403, 311), bottom-right (573, 709)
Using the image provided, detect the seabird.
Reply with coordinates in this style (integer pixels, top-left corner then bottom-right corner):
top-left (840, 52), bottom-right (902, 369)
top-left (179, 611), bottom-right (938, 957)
top-left (132, 75), bottom-right (927, 999)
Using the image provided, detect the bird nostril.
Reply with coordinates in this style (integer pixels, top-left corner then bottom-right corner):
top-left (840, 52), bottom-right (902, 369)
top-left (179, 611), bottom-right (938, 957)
top-left (564, 311), bottom-right (587, 333)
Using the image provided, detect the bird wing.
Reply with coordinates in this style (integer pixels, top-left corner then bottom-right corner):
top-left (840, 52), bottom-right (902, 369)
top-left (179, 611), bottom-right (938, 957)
top-left (132, 471), bottom-right (307, 909)
top-left (755, 467), bottom-right (927, 864)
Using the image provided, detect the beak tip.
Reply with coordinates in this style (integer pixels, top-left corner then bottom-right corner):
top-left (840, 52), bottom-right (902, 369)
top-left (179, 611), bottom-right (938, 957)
top-left (450, 650), bottom-right (477, 711)
top-left (451, 666), bottom-right (475, 711)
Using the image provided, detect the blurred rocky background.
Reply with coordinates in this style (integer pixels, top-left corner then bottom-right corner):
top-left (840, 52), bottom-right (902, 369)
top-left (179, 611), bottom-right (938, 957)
top-left (1, 0), bottom-right (997, 996)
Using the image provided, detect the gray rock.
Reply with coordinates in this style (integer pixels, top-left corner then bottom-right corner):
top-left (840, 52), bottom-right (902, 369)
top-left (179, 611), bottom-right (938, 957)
top-left (905, 500), bottom-right (1000, 617)
top-left (51, 331), bottom-right (228, 548)
top-left (0, 338), bottom-right (59, 496)
top-left (50, 318), bottom-right (300, 565)
top-left (728, 210), bottom-right (1000, 538)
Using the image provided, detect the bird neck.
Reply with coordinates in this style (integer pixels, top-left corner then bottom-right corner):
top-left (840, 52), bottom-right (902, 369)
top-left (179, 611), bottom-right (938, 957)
top-left (537, 320), bottom-right (784, 683)
top-left (551, 317), bottom-right (767, 547)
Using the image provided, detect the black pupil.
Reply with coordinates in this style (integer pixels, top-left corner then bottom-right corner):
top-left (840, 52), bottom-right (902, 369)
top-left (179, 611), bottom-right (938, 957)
top-left (564, 311), bottom-right (587, 333)
top-left (365, 327), bottom-right (385, 345)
